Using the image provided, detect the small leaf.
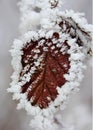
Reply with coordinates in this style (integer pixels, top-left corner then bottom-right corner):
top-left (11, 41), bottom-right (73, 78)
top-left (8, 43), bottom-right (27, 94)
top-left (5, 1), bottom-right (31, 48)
top-left (19, 32), bottom-right (70, 109)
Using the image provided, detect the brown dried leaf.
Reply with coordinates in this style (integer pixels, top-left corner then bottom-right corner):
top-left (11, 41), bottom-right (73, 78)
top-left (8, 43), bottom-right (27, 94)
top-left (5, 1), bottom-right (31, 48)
top-left (20, 32), bottom-right (70, 109)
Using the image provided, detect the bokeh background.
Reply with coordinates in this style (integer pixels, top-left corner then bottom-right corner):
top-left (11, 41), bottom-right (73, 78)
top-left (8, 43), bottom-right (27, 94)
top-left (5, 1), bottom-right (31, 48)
top-left (0, 0), bottom-right (92, 130)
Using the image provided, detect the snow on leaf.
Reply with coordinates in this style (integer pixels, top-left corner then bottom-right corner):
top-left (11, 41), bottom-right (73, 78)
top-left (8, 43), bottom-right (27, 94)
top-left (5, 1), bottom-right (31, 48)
top-left (19, 32), bottom-right (70, 109)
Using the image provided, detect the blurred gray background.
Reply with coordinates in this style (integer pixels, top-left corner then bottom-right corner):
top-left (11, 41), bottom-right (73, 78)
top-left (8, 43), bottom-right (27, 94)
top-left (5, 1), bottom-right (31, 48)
top-left (0, 0), bottom-right (92, 130)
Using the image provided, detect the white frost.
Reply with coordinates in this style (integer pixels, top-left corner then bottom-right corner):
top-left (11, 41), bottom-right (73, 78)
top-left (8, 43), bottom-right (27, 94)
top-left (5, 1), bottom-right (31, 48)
top-left (8, 0), bottom-right (93, 130)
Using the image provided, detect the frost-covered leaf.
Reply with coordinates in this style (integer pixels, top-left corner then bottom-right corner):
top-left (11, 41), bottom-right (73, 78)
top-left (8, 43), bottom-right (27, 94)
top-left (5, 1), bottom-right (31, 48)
top-left (20, 32), bottom-right (70, 109)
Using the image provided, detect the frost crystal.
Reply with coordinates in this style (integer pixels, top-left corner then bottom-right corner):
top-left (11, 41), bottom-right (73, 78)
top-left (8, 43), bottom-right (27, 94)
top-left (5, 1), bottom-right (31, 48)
top-left (8, 0), bottom-right (93, 130)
